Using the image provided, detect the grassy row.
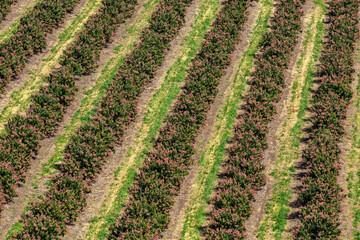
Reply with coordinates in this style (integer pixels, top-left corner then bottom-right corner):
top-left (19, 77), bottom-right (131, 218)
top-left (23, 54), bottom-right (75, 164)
top-left (85, 0), bottom-right (220, 238)
top-left (256, 1), bottom-right (325, 239)
top-left (178, 0), bottom-right (274, 238)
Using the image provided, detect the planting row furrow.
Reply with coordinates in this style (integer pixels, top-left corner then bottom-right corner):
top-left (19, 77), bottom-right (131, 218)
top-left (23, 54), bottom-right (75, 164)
top-left (0, 0), bottom-right (17, 24)
top-left (0, 0), bottom-right (138, 215)
top-left (108, 0), bottom-right (253, 238)
top-left (0, 0), bottom-right (83, 93)
top-left (203, 0), bottom-right (305, 238)
top-left (294, 0), bottom-right (360, 238)
top-left (10, 0), bottom-right (193, 238)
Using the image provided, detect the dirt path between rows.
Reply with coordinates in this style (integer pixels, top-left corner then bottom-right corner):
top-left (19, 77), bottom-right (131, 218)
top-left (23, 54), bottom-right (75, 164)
top-left (159, 2), bottom-right (262, 239)
top-left (0, 0), bottom-right (148, 237)
top-left (243, 1), bottom-right (315, 239)
top-left (338, 9), bottom-right (360, 238)
top-left (0, 0), bottom-right (38, 38)
top-left (62, 1), bottom-right (201, 239)
top-left (0, 0), bottom-right (93, 126)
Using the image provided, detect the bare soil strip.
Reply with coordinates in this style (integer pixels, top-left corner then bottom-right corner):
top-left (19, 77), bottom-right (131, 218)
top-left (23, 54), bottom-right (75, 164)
top-left (83, 0), bottom-right (221, 238)
top-left (62, 0), bottom-right (202, 238)
top-left (0, 0), bottom-right (154, 238)
top-left (0, 0), bottom-right (39, 42)
top-left (159, 3), bottom-right (262, 239)
top-left (0, 0), bottom-right (101, 132)
top-left (255, 2), bottom-right (325, 239)
top-left (338, 16), bottom-right (360, 239)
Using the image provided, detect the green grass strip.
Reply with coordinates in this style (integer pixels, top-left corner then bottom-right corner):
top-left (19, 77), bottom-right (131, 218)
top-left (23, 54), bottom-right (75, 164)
top-left (179, 0), bottom-right (273, 238)
top-left (256, 1), bottom-right (325, 239)
top-left (84, 0), bottom-right (221, 238)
